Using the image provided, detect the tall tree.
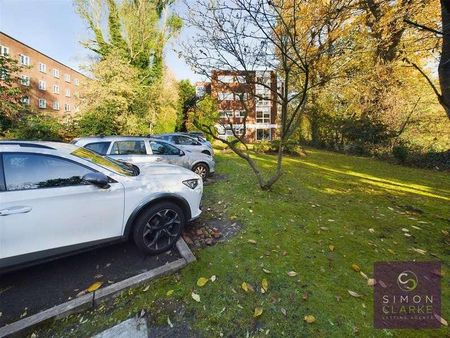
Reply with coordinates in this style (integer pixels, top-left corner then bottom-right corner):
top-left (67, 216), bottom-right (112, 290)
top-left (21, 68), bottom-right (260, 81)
top-left (176, 80), bottom-right (196, 132)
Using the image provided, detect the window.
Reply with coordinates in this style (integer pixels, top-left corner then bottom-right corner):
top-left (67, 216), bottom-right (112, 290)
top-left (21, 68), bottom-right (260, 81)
top-left (52, 101), bottom-right (60, 110)
top-left (149, 141), bottom-right (180, 155)
top-left (21, 96), bottom-right (30, 105)
top-left (172, 135), bottom-right (198, 145)
top-left (38, 99), bottom-right (46, 108)
top-left (218, 75), bottom-right (234, 83)
top-left (256, 129), bottom-right (271, 141)
top-left (64, 103), bottom-right (71, 112)
top-left (39, 62), bottom-right (46, 73)
top-left (0, 45), bottom-right (9, 56)
top-left (74, 78), bottom-right (79, 86)
top-left (0, 69), bottom-right (8, 80)
top-left (53, 84), bottom-right (60, 94)
top-left (20, 75), bottom-right (30, 86)
top-left (19, 54), bottom-right (30, 66)
top-left (65, 88), bottom-right (71, 97)
top-left (235, 110), bottom-right (246, 118)
top-left (84, 142), bottom-right (111, 155)
top-left (52, 68), bottom-right (60, 78)
top-left (256, 110), bottom-right (271, 123)
top-left (3, 153), bottom-right (94, 191)
top-left (111, 141), bottom-right (146, 155)
top-left (235, 92), bottom-right (249, 101)
top-left (217, 92), bottom-right (233, 101)
top-left (64, 74), bottom-right (70, 82)
top-left (219, 110), bottom-right (233, 118)
top-left (38, 80), bottom-right (46, 90)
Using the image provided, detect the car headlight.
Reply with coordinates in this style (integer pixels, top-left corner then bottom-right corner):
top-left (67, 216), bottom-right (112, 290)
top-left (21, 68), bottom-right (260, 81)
top-left (183, 179), bottom-right (199, 189)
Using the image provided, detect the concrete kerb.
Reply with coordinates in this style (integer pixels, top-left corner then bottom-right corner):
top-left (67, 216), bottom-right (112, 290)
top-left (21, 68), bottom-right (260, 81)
top-left (0, 238), bottom-right (196, 338)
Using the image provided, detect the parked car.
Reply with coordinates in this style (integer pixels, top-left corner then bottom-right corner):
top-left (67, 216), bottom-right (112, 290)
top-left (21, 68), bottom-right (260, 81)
top-left (152, 133), bottom-right (214, 156)
top-left (72, 136), bottom-right (215, 179)
top-left (0, 141), bottom-right (203, 271)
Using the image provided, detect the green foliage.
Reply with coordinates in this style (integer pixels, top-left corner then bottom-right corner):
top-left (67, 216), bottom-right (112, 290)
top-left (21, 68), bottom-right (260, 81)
top-left (176, 80), bottom-right (196, 132)
top-left (188, 95), bottom-right (219, 134)
top-left (9, 113), bottom-right (63, 141)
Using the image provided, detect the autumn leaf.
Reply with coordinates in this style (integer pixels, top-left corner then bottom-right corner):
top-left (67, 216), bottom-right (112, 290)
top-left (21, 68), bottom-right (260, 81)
top-left (287, 271), bottom-right (297, 277)
top-left (262, 268), bottom-right (272, 274)
top-left (241, 282), bottom-right (254, 293)
top-left (411, 248), bottom-right (426, 255)
top-left (328, 245), bottom-right (335, 252)
top-left (86, 282), bottom-right (102, 293)
top-left (367, 279), bottom-right (376, 286)
top-left (191, 292), bottom-right (201, 302)
top-left (142, 285), bottom-right (150, 292)
top-left (210, 275), bottom-right (217, 282)
top-left (248, 239), bottom-right (257, 244)
top-left (303, 292), bottom-right (309, 300)
top-left (197, 277), bottom-right (209, 287)
top-left (433, 313), bottom-right (448, 326)
top-left (360, 271), bottom-right (368, 279)
top-left (261, 278), bottom-right (269, 293)
top-left (280, 308), bottom-right (287, 316)
top-left (166, 289), bottom-right (174, 296)
top-left (254, 307), bottom-right (263, 317)
top-left (351, 264), bottom-right (361, 272)
top-left (304, 315), bottom-right (316, 323)
top-left (348, 290), bottom-right (362, 298)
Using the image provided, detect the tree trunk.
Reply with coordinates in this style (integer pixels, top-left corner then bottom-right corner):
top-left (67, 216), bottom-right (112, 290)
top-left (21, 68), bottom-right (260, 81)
top-left (439, 0), bottom-right (450, 119)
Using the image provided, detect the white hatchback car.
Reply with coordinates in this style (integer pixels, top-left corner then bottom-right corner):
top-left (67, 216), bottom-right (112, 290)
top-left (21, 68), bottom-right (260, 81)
top-left (0, 141), bottom-right (203, 271)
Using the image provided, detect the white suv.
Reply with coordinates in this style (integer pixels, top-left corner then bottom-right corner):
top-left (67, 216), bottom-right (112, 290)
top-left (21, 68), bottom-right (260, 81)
top-left (0, 141), bottom-right (203, 271)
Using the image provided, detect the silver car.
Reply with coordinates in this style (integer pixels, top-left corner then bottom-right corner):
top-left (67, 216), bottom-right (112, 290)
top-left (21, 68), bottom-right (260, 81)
top-left (72, 136), bottom-right (215, 179)
top-left (153, 133), bottom-right (214, 156)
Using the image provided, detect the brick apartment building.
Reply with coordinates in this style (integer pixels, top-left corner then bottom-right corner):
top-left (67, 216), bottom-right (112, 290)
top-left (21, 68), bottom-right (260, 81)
top-left (196, 70), bottom-right (280, 142)
top-left (0, 32), bottom-right (86, 115)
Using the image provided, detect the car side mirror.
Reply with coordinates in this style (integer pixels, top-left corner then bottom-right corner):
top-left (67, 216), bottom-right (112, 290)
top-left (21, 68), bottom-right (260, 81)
top-left (82, 172), bottom-right (110, 189)
top-left (179, 150), bottom-right (185, 156)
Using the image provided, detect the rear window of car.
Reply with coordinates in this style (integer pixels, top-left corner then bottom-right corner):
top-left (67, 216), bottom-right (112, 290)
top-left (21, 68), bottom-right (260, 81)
top-left (85, 142), bottom-right (111, 155)
top-left (111, 141), bottom-right (146, 155)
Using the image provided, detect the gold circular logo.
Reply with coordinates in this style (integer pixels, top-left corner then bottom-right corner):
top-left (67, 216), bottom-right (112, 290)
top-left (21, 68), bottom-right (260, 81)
top-left (397, 271), bottom-right (418, 292)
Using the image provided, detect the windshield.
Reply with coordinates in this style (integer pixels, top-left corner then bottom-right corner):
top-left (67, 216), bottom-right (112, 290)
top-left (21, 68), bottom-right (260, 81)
top-left (71, 147), bottom-right (136, 176)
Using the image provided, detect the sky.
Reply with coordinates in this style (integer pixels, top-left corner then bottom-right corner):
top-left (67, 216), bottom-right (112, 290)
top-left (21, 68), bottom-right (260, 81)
top-left (0, 0), bottom-right (200, 81)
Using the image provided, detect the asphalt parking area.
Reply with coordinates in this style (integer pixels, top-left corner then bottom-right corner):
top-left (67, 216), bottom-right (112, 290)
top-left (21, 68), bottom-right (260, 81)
top-left (0, 241), bottom-right (182, 328)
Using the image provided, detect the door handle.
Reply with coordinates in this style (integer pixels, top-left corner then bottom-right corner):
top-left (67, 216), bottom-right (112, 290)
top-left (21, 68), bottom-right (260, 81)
top-left (0, 206), bottom-right (32, 216)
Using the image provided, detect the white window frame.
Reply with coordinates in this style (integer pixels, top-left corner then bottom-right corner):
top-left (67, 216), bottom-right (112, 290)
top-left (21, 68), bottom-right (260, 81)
top-left (52, 68), bottom-right (60, 78)
top-left (256, 128), bottom-right (271, 141)
top-left (52, 101), bottom-right (60, 110)
top-left (21, 96), bottom-right (30, 105)
top-left (53, 84), bottom-right (60, 94)
top-left (0, 45), bottom-right (9, 56)
top-left (235, 110), bottom-right (246, 118)
top-left (256, 110), bottom-right (271, 124)
top-left (219, 110), bottom-right (233, 118)
top-left (38, 80), bottom-right (46, 90)
top-left (20, 75), bottom-right (30, 86)
top-left (217, 92), bottom-right (233, 101)
top-left (64, 103), bottom-right (71, 112)
top-left (39, 62), bottom-right (46, 73)
top-left (19, 54), bottom-right (30, 66)
top-left (74, 78), bottom-right (79, 86)
top-left (38, 99), bottom-right (46, 109)
top-left (65, 88), bottom-right (71, 97)
top-left (64, 74), bottom-right (71, 82)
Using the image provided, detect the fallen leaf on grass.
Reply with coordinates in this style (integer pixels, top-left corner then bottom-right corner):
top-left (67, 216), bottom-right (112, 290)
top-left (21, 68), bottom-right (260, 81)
top-left (254, 307), bottom-right (263, 317)
top-left (348, 290), bottom-right (362, 298)
top-left (360, 271), bottom-right (368, 279)
top-left (304, 315), bottom-right (316, 323)
top-left (261, 279), bottom-right (268, 293)
top-left (86, 282), bottom-right (102, 293)
top-left (367, 279), bottom-right (376, 286)
top-left (197, 277), bottom-right (209, 287)
top-left (248, 239), bottom-right (257, 244)
top-left (142, 285), bottom-right (150, 292)
top-left (411, 248), bottom-right (427, 255)
top-left (351, 264), bottom-right (361, 272)
top-left (387, 249), bottom-right (395, 254)
top-left (280, 308), bottom-right (287, 316)
top-left (368, 228), bottom-right (375, 233)
top-left (433, 313), bottom-right (448, 326)
top-left (303, 292), bottom-right (309, 300)
top-left (241, 282), bottom-right (254, 293)
top-left (191, 292), bottom-right (201, 303)
top-left (328, 245), bottom-right (335, 252)
top-left (166, 290), bottom-right (174, 296)
top-left (287, 271), bottom-right (297, 277)
top-left (167, 316), bottom-right (173, 328)
top-left (210, 275), bottom-right (217, 282)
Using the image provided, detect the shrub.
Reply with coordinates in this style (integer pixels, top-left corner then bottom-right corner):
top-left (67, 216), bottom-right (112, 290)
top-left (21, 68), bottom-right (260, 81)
top-left (9, 113), bottom-right (63, 141)
top-left (392, 145), bottom-right (408, 164)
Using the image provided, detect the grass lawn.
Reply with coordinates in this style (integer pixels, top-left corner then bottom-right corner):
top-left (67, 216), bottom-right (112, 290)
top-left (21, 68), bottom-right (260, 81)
top-left (41, 147), bottom-right (449, 337)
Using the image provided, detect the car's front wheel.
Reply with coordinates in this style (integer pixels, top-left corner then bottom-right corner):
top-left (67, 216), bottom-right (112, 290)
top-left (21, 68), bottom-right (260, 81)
top-left (192, 162), bottom-right (209, 179)
top-left (133, 202), bottom-right (185, 255)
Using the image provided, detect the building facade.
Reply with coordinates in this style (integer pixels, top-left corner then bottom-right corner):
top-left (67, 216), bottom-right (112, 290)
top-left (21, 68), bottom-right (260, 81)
top-left (197, 70), bottom-right (279, 142)
top-left (0, 32), bottom-right (86, 115)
